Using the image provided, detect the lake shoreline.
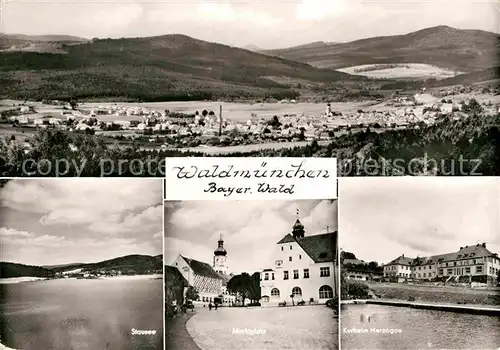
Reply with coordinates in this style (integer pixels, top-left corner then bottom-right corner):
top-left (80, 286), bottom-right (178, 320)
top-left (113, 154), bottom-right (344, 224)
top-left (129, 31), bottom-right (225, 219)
top-left (0, 274), bottom-right (162, 284)
top-left (342, 299), bottom-right (500, 316)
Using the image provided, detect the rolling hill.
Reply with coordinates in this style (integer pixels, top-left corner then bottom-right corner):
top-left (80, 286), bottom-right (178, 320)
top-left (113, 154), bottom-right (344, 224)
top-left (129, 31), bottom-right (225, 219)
top-left (1, 255), bottom-right (162, 278)
top-left (272, 41), bottom-right (340, 51)
top-left (0, 262), bottom-right (55, 278)
top-left (0, 34), bottom-right (88, 42)
top-left (50, 254), bottom-right (162, 274)
top-left (0, 34), bottom-right (365, 102)
top-left (42, 262), bottom-right (86, 269)
top-left (262, 26), bottom-right (499, 74)
top-left (0, 33), bottom-right (89, 53)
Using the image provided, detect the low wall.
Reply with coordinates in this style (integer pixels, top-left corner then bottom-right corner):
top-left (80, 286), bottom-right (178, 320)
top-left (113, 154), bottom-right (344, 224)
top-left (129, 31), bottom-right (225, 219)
top-left (343, 299), bottom-right (500, 316)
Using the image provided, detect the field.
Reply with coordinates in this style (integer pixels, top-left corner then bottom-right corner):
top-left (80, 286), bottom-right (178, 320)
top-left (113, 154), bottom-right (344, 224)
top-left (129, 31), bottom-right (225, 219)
top-left (0, 125), bottom-right (36, 141)
top-left (337, 63), bottom-right (461, 80)
top-left (367, 282), bottom-right (500, 306)
top-left (164, 140), bottom-right (331, 154)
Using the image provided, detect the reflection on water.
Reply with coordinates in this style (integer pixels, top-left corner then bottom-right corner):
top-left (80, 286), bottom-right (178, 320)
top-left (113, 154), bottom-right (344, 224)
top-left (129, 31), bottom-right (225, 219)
top-left (341, 304), bottom-right (500, 350)
top-left (0, 278), bottom-right (163, 350)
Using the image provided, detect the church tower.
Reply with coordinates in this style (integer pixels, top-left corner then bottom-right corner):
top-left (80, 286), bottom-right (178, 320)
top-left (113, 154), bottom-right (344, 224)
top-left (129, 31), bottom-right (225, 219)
top-left (292, 209), bottom-right (305, 239)
top-left (213, 234), bottom-right (228, 274)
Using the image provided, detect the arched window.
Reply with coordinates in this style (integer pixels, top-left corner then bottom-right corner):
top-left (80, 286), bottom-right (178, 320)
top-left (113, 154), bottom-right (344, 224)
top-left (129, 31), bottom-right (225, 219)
top-left (271, 288), bottom-right (280, 297)
top-left (319, 285), bottom-right (334, 299)
top-left (292, 287), bottom-right (302, 297)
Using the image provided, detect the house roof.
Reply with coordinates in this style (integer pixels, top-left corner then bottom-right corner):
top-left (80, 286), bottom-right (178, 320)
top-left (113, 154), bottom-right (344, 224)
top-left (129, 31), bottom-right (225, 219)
top-left (277, 234), bottom-right (295, 244)
top-left (387, 244), bottom-right (497, 267)
top-left (343, 259), bottom-right (365, 265)
top-left (386, 255), bottom-right (414, 266)
top-left (277, 232), bottom-right (337, 263)
top-left (181, 255), bottom-right (223, 280)
top-left (165, 265), bottom-right (189, 287)
top-left (344, 268), bottom-right (372, 274)
top-left (412, 244), bottom-right (496, 266)
top-left (218, 272), bottom-right (232, 283)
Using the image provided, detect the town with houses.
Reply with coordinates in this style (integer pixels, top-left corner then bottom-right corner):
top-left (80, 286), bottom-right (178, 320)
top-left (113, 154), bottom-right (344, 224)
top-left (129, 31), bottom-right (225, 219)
top-left (51, 266), bottom-right (162, 279)
top-left (2, 85), bottom-right (499, 150)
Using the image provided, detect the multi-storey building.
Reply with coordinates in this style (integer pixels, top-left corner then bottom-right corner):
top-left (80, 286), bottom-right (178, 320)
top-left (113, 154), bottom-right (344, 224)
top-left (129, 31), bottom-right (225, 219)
top-left (384, 243), bottom-right (500, 285)
top-left (343, 258), bottom-right (384, 281)
top-left (383, 255), bottom-right (413, 280)
top-left (260, 215), bottom-right (338, 306)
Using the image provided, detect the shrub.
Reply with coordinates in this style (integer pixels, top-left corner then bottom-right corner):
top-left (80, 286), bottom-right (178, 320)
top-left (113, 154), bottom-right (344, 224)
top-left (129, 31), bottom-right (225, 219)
top-left (348, 281), bottom-right (370, 299)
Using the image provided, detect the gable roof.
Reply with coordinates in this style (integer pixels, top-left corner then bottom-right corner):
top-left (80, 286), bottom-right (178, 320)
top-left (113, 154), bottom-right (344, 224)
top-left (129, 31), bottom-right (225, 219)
top-left (343, 258), bottom-right (365, 265)
top-left (218, 272), bottom-right (232, 283)
top-left (297, 232), bottom-right (337, 263)
top-left (165, 265), bottom-right (189, 287)
top-left (386, 255), bottom-right (414, 266)
top-left (412, 244), bottom-right (497, 266)
top-left (277, 234), bottom-right (295, 244)
top-left (181, 255), bottom-right (223, 280)
top-left (277, 232), bottom-right (337, 263)
top-left (386, 244), bottom-right (497, 267)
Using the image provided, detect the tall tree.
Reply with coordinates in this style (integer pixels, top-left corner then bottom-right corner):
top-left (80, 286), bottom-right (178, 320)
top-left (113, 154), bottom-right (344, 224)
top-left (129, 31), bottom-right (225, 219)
top-left (341, 251), bottom-right (357, 260)
top-left (248, 272), bottom-right (261, 302)
top-left (227, 273), bottom-right (252, 305)
top-left (185, 286), bottom-right (199, 302)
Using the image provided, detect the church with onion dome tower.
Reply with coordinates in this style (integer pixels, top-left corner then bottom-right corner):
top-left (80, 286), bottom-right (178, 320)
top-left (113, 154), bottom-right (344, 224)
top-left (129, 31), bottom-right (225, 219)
top-left (213, 234), bottom-right (228, 274)
top-left (170, 234), bottom-right (235, 307)
top-left (260, 209), bottom-right (338, 307)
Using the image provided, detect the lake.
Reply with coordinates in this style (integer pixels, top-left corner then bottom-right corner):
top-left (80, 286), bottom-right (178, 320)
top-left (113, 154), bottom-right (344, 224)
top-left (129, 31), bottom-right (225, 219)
top-left (0, 278), bottom-right (163, 350)
top-left (341, 304), bottom-right (500, 349)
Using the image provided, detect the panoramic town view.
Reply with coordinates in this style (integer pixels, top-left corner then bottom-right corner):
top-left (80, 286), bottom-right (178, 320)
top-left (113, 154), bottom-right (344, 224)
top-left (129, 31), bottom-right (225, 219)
top-left (0, 0), bottom-right (499, 176)
top-left (164, 200), bottom-right (339, 350)
top-left (0, 179), bottom-right (163, 350)
top-left (338, 177), bottom-right (500, 349)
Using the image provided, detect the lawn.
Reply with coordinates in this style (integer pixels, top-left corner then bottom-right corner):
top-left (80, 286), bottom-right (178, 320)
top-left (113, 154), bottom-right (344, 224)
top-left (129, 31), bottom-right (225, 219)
top-left (367, 282), bottom-right (500, 306)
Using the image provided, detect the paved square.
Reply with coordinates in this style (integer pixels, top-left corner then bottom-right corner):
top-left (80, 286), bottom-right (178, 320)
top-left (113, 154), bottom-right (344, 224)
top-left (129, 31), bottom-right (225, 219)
top-left (186, 305), bottom-right (338, 350)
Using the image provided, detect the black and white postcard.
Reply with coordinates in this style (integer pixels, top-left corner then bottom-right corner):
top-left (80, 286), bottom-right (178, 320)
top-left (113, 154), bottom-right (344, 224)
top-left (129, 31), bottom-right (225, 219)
top-left (0, 179), bottom-right (164, 350)
top-left (338, 177), bottom-right (500, 350)
top-left (164, 157), bottom-right (339, 350)
top-left (0, 1), bottom-right (499, 176)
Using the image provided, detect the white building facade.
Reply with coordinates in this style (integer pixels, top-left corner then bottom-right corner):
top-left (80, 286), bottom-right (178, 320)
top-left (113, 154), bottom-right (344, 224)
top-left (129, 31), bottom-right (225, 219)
top-left (260, 217), bottom-right (338, 306)
top-left (384, 243), bottom-right (500, 285)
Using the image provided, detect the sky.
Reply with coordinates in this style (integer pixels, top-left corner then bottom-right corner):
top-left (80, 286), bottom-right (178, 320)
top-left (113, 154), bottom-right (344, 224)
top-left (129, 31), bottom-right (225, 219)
top-left (1, 0), bottom-right (498, 49)
top-left (0, 179), bottom-right (163, 266)
top-left (339, 177), bottom-right (500, 265)
top-left (164, 199), bottom-right (338, 274)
